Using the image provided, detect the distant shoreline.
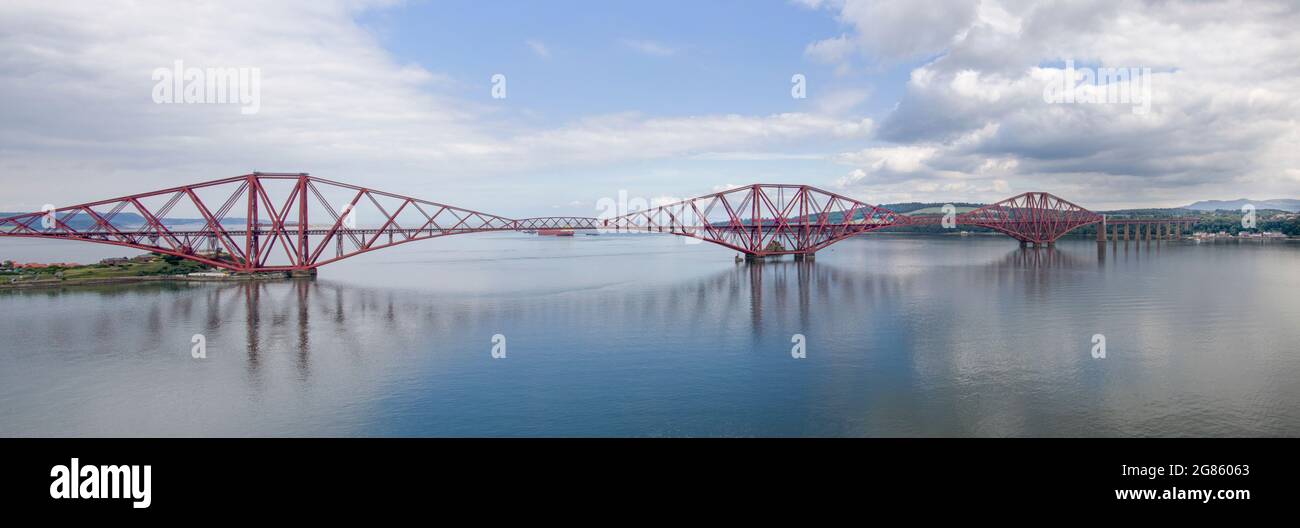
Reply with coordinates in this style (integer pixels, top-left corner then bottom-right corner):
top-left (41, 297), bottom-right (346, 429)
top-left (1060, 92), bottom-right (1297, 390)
top-left (0, 272), bottom-right (301, 291)
top-left (3, 232), bottom-right (1295, 292)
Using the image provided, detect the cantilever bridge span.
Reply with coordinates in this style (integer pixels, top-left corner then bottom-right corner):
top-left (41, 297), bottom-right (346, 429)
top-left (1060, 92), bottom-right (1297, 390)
top-left (0, 173), bottom-right (1194, 272)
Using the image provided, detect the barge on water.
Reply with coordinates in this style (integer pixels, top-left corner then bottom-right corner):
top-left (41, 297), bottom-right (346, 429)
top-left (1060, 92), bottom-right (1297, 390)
top-left (536, 228), bottom-right (575, 236)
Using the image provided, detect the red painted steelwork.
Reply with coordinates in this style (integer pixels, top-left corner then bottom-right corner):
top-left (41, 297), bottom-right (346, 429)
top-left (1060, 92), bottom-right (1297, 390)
top-left (0, 173), bottom-right (591, 272)
top-left (0, 174), bottom-right (1198, 269)
top-left (956, 192), bottom-right (1101, 245)
top-left (601, 184), bottom-right (906, 256)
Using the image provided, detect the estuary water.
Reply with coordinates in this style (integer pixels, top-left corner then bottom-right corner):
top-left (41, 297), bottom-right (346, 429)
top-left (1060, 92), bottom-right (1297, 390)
top-left (2, 233), bottom-right (1299, 437)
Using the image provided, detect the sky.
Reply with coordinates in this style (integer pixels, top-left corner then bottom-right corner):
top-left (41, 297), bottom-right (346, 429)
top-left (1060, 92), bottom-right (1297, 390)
top-left (1, 0), bottom-right (1298, 217)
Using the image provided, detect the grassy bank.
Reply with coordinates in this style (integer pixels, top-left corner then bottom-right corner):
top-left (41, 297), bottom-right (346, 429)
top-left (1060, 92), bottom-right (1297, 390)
top-left (0, 253), bottom-right (239, 289)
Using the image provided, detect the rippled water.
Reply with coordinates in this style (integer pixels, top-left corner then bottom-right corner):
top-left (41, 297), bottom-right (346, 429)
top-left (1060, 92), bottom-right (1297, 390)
top-left (2, 233), bottom-right (1299, 437)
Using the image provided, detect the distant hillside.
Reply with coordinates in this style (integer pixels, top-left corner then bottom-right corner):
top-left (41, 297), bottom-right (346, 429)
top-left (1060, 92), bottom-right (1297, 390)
top-left (1185, 199), bottom-right (1300, 212)
top-left (891, 204), bottom-right (981, 215)
top-left (0, 212), bottom-right (244, 230)
top-left (788, 202), bottom-right (985, 223)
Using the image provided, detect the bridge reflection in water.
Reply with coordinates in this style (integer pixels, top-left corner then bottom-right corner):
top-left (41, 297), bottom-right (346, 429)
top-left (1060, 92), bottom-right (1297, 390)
top-left (3, 235), bottom-right (1299, 436)
top-left (3, 241), bottom-right (1154, 379)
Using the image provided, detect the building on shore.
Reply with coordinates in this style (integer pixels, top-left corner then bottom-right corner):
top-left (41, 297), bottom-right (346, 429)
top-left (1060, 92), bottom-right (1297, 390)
top-left (11, 262), bottom-right (81, 269)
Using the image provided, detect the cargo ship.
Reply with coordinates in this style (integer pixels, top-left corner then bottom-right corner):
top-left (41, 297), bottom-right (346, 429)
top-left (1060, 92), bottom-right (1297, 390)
top-left (536, 228), bottom-right (575, 236)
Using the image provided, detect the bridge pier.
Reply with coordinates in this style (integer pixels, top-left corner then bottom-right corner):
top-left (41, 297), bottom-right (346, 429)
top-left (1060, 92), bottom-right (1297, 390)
top-left (1097, 216), bottom-right (1107, 243)
top-left (793, 253), bottom-right (815, 261)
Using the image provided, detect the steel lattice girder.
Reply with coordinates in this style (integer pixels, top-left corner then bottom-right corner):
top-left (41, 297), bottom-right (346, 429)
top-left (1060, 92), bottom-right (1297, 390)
top-left (1, 175), bottom-right (1187, 268)
top-left (0, 173), bottom-right (529, 272)
top-left (601, 184), bottom-right (906, 255)
top-left (956, 192), bottom-right (1102, 244)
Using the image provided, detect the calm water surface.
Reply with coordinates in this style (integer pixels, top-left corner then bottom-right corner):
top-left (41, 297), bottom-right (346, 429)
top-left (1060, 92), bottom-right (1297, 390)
top-left (2, 234), bottom-right (1299, 437)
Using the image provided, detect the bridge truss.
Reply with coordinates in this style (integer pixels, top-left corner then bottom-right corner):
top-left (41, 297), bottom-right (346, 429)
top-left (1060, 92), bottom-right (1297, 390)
top-left (0, 173), bottom-right (1197, 270)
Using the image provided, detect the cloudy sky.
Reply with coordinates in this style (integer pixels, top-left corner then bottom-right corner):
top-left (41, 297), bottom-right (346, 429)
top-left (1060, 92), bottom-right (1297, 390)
top-left (2, 0), bottom-right (1297, 215)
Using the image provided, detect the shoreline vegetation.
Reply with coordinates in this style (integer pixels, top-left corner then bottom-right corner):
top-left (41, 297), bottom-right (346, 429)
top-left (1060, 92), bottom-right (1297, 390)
top-left (0, 252), bottom-right (303, 291)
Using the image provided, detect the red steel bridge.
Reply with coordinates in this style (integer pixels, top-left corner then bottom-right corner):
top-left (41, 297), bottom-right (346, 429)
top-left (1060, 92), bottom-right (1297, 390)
top-left (0, 173), bottom-right (1196, 272)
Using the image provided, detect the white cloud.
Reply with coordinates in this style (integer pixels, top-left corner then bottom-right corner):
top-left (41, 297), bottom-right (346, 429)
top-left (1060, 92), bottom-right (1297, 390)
top-left (837, 0), bottom-right (978, 62)
top-left (526, 39), bottom-right (550, 59)
top-left (814, 87), bottom-right (871, 114)
top-left (507, 113), bottom-right (872, 165)
top-left (620, 39), bottom-right (678, 57)
top-left (0, 1), bottom-right (869, 211)
top-left (804, 34), bottom-right (853, 64)
top-left (816, 0), bottom-right (1300, 207)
